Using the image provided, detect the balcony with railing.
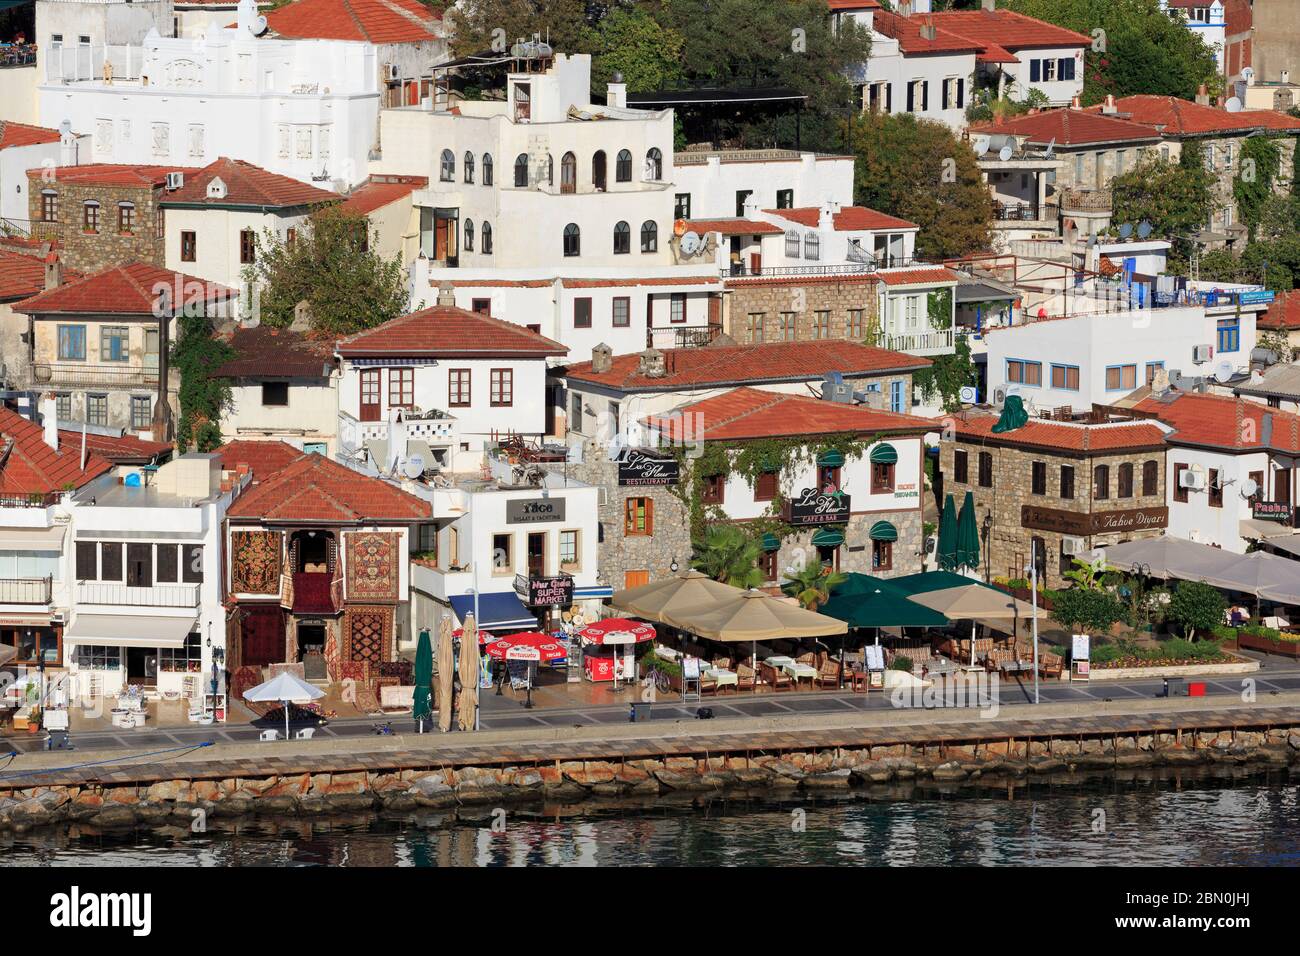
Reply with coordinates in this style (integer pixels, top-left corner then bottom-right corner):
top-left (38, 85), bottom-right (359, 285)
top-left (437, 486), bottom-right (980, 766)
top-left (648, 324), bottom-right (722, 350)
top-left (992, 202), bottom-right (1058, 223)
top-left (76, 581), bottom-right (199, 608)
top-left (0, 576), bottom-right (53, 605)
top-left (723, 259), bottom-right (922, 280)
top-left (1059, 187), bottom-right (1112, 213)
top-left (33, 362), bottom-right (160, 389)
top-left (337, 409), bottom-right (457, 459)
top-left (873, 328), bottom-right (956, 356)
top-left (0, 492), bottom-right (62, 510)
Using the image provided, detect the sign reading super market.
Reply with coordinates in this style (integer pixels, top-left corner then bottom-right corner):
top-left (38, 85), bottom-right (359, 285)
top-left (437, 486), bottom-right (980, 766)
top-left (783, 488), bottom-right (852, 526)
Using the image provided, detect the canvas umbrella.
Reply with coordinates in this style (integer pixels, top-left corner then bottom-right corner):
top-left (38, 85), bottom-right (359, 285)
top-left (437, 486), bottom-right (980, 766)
top-left (610, 569), bottom-right (741, 623)
top-left (936, 493), bottom-right (959, 571)
top-left (437, 617), bottom-right (455, 732)
top-left (412, 627), bottom-right (433, 732)
top-left (955, 490), bottom-right (981, 572)
top-left (484, 632), bottom-right (567, 709)
top-left (242, 671), bottom-right (324, 742)
top-left (577, 618), bottom-right (655, 686)
top-left (457, 612), bottom-right (480, 731)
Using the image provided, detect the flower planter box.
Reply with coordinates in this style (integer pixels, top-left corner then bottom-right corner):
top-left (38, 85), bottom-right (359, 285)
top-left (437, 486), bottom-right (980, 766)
top-left (1236, 630), bottom-right (1300, 659)
top-left (993, 583), bottom-right (1054, 611)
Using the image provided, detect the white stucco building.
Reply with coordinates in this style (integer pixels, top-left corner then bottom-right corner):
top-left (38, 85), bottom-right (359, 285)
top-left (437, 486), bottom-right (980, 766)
top-left (0, 120), bottom-right (90, 226)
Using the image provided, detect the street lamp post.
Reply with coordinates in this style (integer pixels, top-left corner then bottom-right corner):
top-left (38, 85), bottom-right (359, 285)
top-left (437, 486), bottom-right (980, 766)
top-left (1026, 546), bottom-right (1040, 705)
top-left (466, 573), bottom-right (481, 731)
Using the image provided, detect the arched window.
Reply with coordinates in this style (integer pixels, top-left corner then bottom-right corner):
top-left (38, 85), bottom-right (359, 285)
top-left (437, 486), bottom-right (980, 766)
top-left (616, 149), bottom-right (632, 182)
top-left (514, 153), bottom-right (529, 187)
top-left (1142, 459), bottom-right (1159, 497)
top-left (117, 201), bottom-right (136, 233)
top-left (440, 149), bottom-right (455, 182)
top-left (644, 147), bottom-right (662, 180)
top-left (82, 200), bottom-right (100, 233)
top-left (640, 220), bottom-right (658, 253)
top-left (613, 221), bottom-right (630, 254)
top-left (463, 151), bottom-right (475, 184)
top-left (1093, 464), bottom-right (1110, 500)
top-left (1117, 462), bottom-right (1134, 498)
top-left (544, 154), bottom-right (554, 186)
top-left (785, 230), bottom-right (801, 258)
top-left (563, 223), bottom-right (580, 257)
top-left (560, 151), bottom-right (577, 194)
top-left (464, 219), bottom-right (474, 252)
top-left (482, 221), bottom-right (493, 254)
top-left (482, 153), bottom-right (493, 186)
top-left (804, 232), bottom-right (820, 261)
top-left (592, 150), bottom-right (606, 190)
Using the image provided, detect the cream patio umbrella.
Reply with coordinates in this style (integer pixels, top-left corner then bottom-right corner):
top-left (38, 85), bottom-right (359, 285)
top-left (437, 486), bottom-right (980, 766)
top-left (908, 583), bottom-right (1041, 666)
top-left (437, 617), bottom-right (455, 732)
top-left (457, 611), bottom-right (480, 732)
top-left (610, 570), bottom-right (742, 623)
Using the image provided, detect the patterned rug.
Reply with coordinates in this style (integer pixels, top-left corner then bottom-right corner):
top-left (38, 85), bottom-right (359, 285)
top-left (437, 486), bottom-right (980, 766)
top-left (231, 530), bottom-right (282, 594)
top-left (344, 531), bottom-right (400, 602)
top-left (344, 605), bottom-right (393, 667)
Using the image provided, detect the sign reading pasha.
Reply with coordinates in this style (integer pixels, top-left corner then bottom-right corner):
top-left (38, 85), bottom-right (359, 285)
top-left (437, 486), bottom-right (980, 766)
top-left (784, 488), bottom-right (852, 526)
top-left (1021, 505), bottom-right (1168, 536)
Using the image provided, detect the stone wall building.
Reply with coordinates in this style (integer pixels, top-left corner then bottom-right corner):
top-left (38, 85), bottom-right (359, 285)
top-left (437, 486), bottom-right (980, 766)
top-left (940, 410), bottom-right (1170, 589)
top-left (722, 273), bottom-right (882, 345)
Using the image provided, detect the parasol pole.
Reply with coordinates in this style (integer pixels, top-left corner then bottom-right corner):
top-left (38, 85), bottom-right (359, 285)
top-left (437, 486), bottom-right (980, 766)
top-left (283, 696), bottom-right (289, 741)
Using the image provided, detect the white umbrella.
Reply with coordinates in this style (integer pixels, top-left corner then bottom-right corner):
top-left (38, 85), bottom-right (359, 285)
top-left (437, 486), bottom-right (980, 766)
top-left (0, 644), bottom-right (15, 667)
top-left (242, 671), bottom-right (324, 741)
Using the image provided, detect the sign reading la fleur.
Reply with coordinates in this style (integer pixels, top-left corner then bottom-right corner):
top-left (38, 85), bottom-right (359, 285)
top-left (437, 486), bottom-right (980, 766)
top-left (618, 449), bottom-right (680, 486)
top-left (784, 487), bottom-right (852, 526)
top-left (1021, 504), bottom-right (1168, 536)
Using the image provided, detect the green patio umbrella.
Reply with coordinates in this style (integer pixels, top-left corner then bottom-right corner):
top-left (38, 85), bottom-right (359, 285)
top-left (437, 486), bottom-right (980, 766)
top-left (936, 493), bottom-right (959, 571)
top-left (991, 394), bottom-right (1028, 432)
top-left (413, 627), bottom-right (433, 731)
top-left (820, 573), bottom-right (950, 629)
top-left (955, 490), bottom-right (981, 573)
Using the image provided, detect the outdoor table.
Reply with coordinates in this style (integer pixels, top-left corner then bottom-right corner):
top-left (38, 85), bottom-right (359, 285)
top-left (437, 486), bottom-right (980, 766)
top-left (783, 662), bottom-right (818, 685)
top-left (765, 655), bottom-right (794, 668)
top-left (705, 668), bottom-right (738, 690)
top-left (654, 645), bottom-right (679, 661)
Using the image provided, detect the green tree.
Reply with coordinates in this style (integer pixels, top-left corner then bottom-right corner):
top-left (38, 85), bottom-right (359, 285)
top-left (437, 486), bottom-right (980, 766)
top-left (1234, 136), bottom-right (1282, 241)
top-left (847, 111), bottom-right (993, 259)
top-left (589, 4), bottom-right (685, 92)
top-left (781, 556), bottom-right (847, 611)
top-left (913, 334), bottom-right (976, 413)
top-left (1165, 580), bottom-right (1227, 640)
top-left (1061, 555), bottom-right (1109, 591)
top-left (691, 524), bottom-right (764, 588)
top-left (246, 206), bottom-right (410, 336)
top-left (171, 311), bottom-right (235, 453)
top-left (1050, 586), bottom-right (1127, 636)
top-left (1110, 151), bottom-right (1214, 241)
top-left (1004, 0), bottom-right (1220, 104)
top-left (445, 0), bottom-right (596, 59)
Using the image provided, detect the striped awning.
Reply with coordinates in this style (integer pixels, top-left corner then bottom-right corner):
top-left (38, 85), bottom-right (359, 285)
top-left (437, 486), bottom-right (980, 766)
top-left (870, 520), bottom-right (898, 541)
top-left (761, 532), bottom-right (781, 551)
top-left (817, 449), bottom-right (846, 467)
top-left (811, 528), bottom-right (845, 547)
top-left (870, 443), bottom-right (898, 465)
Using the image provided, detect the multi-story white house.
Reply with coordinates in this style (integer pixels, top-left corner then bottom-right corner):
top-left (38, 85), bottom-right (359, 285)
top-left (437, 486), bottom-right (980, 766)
top-left (0, 119), bottom-right (89, 225)
top-left (671, 149), bottom-right (857, 222)
top-left (38, 0), bottom-right (445, 191)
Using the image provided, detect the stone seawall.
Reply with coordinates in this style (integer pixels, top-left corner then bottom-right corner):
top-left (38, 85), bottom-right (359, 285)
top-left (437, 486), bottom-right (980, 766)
top-left (4, 726), bottom-right (1298, 833)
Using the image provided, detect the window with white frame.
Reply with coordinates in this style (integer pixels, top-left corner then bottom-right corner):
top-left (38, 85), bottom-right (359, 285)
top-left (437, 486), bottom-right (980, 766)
top-left (559, 530), bottom-right (579, 570)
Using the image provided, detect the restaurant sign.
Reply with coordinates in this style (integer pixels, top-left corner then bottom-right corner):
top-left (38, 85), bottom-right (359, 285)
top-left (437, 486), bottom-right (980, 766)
top-left (1021, 504), bottom-right (1168, 536)
top-left (1252, 500), bottom-right (1291, 522)
top-left (618, 449), bottom-right (680, 486)
top-left (506, 497), bottom-right (566, 524)
top-left (784, 487), bottom-right (852, 526)
top-left (515, 573), bottom-right (574, 608)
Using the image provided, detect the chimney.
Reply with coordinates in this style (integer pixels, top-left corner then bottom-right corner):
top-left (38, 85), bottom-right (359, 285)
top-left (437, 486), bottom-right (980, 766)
top-left (43, 253), bottom-right (62, 290)
top-left (436, 281), bottom-right (456, 307)
top-left (1071, 94), bottom-right (1082, 109)
top-left (41, 394), bottom-right (58, 451)
top-left (606, 71), bottom-right (627, 109)
top-left (1102, 94), bottom-right (1117, 114)
top-left (591, 342), bottom-right (613, 374)
top-left (818, 201), bottom-right (839, 231)
top-left (637, 348), bottom-right (666, 379)
top-left (981, 0), bottom-right (995, 10)
top-left (1195, 84), bottom-right (1210, 106)
top-left (898, 1), bottom-right (912, 16)
top-left (1283, 70), bottom-right (1292, 86)
top-left (919, 21), bottom-right (937, 41)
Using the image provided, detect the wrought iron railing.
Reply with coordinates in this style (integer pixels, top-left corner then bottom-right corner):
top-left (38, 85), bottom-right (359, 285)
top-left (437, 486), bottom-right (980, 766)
top-left (32, 363), bottom-right (161, 388)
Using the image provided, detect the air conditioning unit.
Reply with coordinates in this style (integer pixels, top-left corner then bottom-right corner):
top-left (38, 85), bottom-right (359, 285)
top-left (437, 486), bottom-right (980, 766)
top-left (387, 63), bottom-right (400, 81)
top-left (1192, 344), bottom-right (1213, 364)
top-left (165, 171), bottom-right (184, 190)
top-left (50, 610), bottom-right (67, 625)
top-left (1179, 469), bottom-right (1205, 490)
top-left (1061, 536), bottom-right (1087, 556)
top-left (993, 386), bottom-right (1008, 406)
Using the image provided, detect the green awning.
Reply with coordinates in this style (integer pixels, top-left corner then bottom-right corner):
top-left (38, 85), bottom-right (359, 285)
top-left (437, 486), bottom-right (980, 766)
top-left (817, 449), bottom-right (846, 467)
top-left (811, 528), bottom-right (845, 547)
top-left (760, 532), bottom-right (781, 551)
top-left (869, 520), bottom-right (898, 541)
top-left (869, 443), bottom-right (898, 465)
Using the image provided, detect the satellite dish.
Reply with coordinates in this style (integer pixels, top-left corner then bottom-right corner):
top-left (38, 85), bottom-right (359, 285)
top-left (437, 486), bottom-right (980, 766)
top-left (1118, 222), bottom-right (1134, 239)
top-left (1241, 477), bottom-right (1259, 498)
top-left (1242, 67), bottom-right (1254, 82)
top-left (679, 231), bottom-right (703, 256)
top-left (403, 454), bottom-right (426, 479)
top-left (958, 385), bottom-right (978, 405)
top-left (1214, 359), bottom-right (1235, 383)
top-left (998, 144), bottom-right (1014, 162)
top-left (58, 119), bottom-right (72, 135)
top-left (1137, 220), bottom-right (1153, 239)
top-left (973, 137), bottom-right (990, 157)
top-left (1224, 96), bottom-right (1243, 113)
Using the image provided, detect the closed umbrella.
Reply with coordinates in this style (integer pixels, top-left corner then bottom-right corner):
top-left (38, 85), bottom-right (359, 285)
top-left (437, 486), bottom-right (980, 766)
top-left (457, 612), bottom-right (479, 732)
top-left (242, 671), bottom-right (324, 742)
top-left (437, 617), bottom-right (455, 732)
top-left (956, 490), bottom-right (981, 572)
top-left (936, 493), bottom-right (959, 571)
top-left (412, 627), bottom-right (433, 732)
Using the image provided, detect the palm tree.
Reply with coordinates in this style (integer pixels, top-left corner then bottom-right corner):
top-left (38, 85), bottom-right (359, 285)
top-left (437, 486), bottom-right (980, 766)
top-left (781, 557), bottom-right (847, 611)
top-left (691, 525), bottom-right (764, 589)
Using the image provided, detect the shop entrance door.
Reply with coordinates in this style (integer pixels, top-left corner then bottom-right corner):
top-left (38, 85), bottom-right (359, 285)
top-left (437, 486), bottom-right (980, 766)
top-left (126, 646), bottom-right (157, 685)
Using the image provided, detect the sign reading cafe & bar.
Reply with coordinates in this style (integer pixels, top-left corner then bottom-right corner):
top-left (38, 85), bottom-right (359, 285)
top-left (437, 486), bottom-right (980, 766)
top-left (784, 488), bottom-right (852, 526)
top-left (618, 449), bottom-right (680, 486)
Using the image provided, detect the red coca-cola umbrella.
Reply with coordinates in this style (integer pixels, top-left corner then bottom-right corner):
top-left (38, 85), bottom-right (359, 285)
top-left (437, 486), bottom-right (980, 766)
top-left (484, 631), bottom-right (566, 709)
top-left (577, 618), bottom-right (655, 645)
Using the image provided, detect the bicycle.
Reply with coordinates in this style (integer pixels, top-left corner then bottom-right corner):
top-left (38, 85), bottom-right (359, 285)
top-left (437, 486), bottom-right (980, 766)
top-left (371, 721), bottom-right (394, 736)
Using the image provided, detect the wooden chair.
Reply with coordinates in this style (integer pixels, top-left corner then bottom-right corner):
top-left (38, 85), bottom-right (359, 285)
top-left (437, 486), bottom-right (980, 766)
top-left (796, 651), bottom-right (817, 667)
top-left (814, 659), bottom-right (841, 689)
top-left (713, 656), bottom-right (732, 670)
top-left (847, 667), bottom-right (870, 692)
top-left (736, 663), bottom-right (757, 692)
top-left (700, 674), bottom-right (718, 696)
top-left (761, 662), bottom-right (793, 692)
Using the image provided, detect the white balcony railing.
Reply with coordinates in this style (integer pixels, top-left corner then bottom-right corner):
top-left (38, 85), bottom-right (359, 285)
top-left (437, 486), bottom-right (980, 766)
top-left (0, 576), bottom-right (53, 605)
top-left (876, 328), bottom-right (956, 356)
top-left (337, 410), bottom-right (458, 457)
top-left (76, 581), bottom-right (199, 608)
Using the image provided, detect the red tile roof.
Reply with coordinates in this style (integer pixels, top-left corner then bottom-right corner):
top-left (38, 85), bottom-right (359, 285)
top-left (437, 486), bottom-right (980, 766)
top-left (226, 452), bottom-right (431, 521)
top-left (215, 440), bottom-right (307, 482)
top-left (29, 163), bottom-right (199, 187)
top-left (0, 406), bottom-right (112, 497)
top-left (564, 340), bottom-right (930, 392)
top-left (970, 108), bottom-right (1159, 147)
top-left (976, 42), bottom-right (1019, 65)
top-left (336, 304), bottom-right (568, 358)
top-left (765, 205), bottom-right (918, 232)
top-left (878, 267), bottom-right (960, 286)
top-left (826, 0), bottom-right (880, 9)
top-left (1099, 96), bottom-right (1300, 136)
top-left (162, 158), bottom-right (339, 209)
top-left (14, 261), bottom-right (235, 315)
top-left (60, 428), bottom-right (171, 465)
top-left (1257, 290), bottom-right (1300, 331)
top-left (683, 218), bottom-right (785, 237)
top-left (872, 10), bottom-right (983, 55)
top-left (214, 325), bottom-right (335, 378)
top-left (928, 9), bottom-right (1091, 50)
top-left (0, 249), bottom-right (82, 302)
top-left (263, 0), bottom-right (441, 43)
top-left (952, 413), bottom-right (1167, 454)
top-left (0, 121), bottom-right (62, 151)
top-left (1223, 0), bottom-right (1252, 37)
top-left (644, 386), bottom-right (932, 443)
top-left (339, 175), bottom-right (427, 216)
top-left (1135, 392), bottom-right (1300, 453)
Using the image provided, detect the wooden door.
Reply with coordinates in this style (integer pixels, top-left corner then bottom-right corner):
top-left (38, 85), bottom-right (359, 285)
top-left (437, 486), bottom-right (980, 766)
top-left (625, 570), bottom-right (649, 589)
top-left (592, 151), bottom-right (606, 191)
top-left (360, 368), bottom-right (381, 422)
top-left (241, 607), bottom-right (285, 667)
top-left (435, 218), bottom-right (450, 260)
top-left (749, 252), bottom-right (761, 275)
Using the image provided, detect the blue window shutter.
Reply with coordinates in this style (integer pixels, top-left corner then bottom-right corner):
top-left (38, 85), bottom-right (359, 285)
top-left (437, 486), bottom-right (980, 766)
top-left (1030, 59), bottom-right (1041, 83)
